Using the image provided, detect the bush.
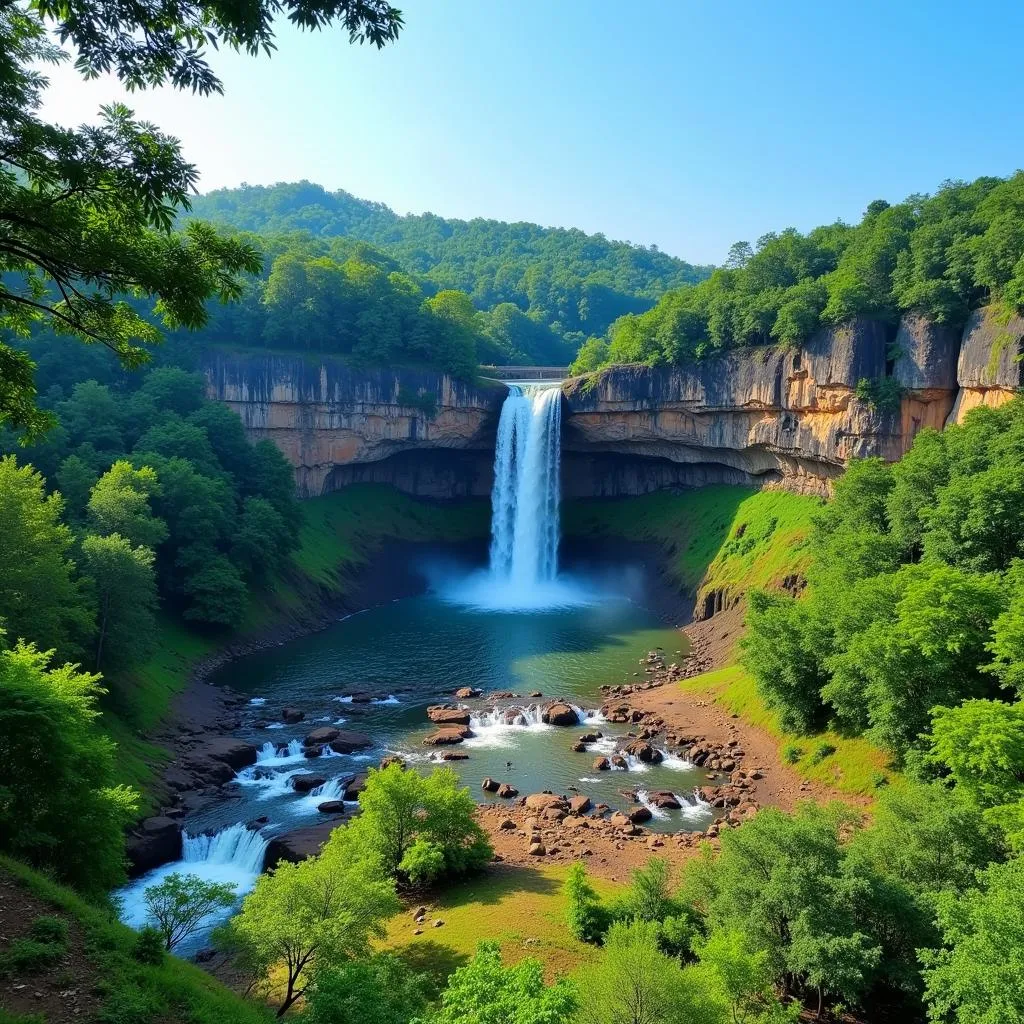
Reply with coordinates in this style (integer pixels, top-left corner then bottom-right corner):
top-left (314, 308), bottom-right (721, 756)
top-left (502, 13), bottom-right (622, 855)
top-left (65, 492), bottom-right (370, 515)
top-left (0, 939), bottom-right (65, 976)
top-left (27, 916), bottom-right (67, 946)
top-left (809, 742), bottom-right (837, 766)
top-left (564, 862), bottom-right (609, 944)
top-left (782, 743), bottom-right (803, 764)
top-left (131, 927), bottom-right (165, 966)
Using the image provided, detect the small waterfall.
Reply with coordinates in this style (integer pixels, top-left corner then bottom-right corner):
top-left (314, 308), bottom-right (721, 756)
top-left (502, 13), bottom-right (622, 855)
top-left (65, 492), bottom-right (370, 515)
top-left (488, 384), bottom-right (563, 588)
top-left (635, 789), bottom-right (670, 820)
top-left (116, 824), bottom-right (269, 937)
top-left (182, 824), bottom-right (268, 874)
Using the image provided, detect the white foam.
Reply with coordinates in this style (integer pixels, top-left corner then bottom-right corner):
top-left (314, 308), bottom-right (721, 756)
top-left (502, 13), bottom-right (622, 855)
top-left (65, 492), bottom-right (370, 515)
top-left (372, 695), bottom-right (401, 706)
top-left (659, 751), bottom-right (695, 771)
top-left (635, 789), bottom-right (670, 820)
top-left (266, 722), bottom-right (284, 730)
top-left (116, 824), bottom-right (268, 936)
top-left (248, 697), bottom-right (266, 706)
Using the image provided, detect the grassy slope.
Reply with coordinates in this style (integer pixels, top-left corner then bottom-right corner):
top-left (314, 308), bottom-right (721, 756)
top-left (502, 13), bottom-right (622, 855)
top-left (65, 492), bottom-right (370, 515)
top-left (106, 485), bottom-right (489, 801)
top-left (0, 856), bottom-right (270, 1024)
top-left (565, 486), bottom-right (895, 798)
top-left (381, 864), bottom-right (619, 987)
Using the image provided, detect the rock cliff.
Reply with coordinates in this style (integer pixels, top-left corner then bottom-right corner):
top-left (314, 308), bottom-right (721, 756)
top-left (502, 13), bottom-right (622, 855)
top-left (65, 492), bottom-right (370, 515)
top-left (203, 306), bottom-right (1021, 499)
top-left (203, 354), bottom-right (504, 497)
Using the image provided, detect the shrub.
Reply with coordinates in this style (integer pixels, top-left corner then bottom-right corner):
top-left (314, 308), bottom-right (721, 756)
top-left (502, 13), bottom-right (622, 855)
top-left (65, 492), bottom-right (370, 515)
top-left (809, 742), bottom-right (837, 766)
top-left (131, 927), bottom-right (165, 966)
top-left (27, 916), bottom-right (67, 946)
top-left (782, 743), bottom-right (804, 764)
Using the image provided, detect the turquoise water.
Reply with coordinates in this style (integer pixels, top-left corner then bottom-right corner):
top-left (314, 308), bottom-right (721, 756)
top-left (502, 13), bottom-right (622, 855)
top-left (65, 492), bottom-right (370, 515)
top-left (203, 576), bottom-right (713, 835)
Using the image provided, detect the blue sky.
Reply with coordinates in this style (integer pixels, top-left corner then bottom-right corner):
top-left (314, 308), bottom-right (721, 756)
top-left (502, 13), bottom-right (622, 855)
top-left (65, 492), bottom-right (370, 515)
top-left (43, 0), bottom-right (1024, 264)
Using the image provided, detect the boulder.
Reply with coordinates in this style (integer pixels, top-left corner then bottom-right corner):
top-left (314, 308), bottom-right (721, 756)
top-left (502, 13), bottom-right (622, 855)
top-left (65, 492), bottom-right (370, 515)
top-left (647, 791), bottom-right (681, 810)
top-left (499, 818), bottom-right (517, 831)
top-left (571, 741), bottom-right (587, 753)
top-left (379, 755), bottom-right (405, 770)
top-left (569, 794), bottom-right (592, 814)
top-left (524, 793), bottom-right (568, 812)
top-left (423, 726), bottom-right (470, 746)
top-left (496, 783), bottom-right (519, 799)
top-left (542, 701), bottom-right (579, 727)
top-left (623, 740), bottom-right (662, 764)
top-left (453, 687), bottom-right (481, 699)
top-left (542, 806), bottom-right (567, 822)
top-left (593, 756), bottom-right (611, 771)
top-left (304, 726), bottom-right (340, 746)
top-left (193, 737), bottom-right (258, 770)
top-left (608, 812), bottom-right (632, 828)
top-left (440, 751), bottom-right (469, 760)
top-left (344, 773), bottom-right (368, 801)
top-left (481, 777), bottom-right (500, 793)
top-left (528, 842), bottom-right (546, 856)
top-left (578, 733), bottom-right (600, 744)
top-left (264, 821), bottom-right (340, 867)
top-left (327, 730), bottom-right (374, 754)
top-left (563, 815), bottom-right (590, 829)
top-left (428, 706), bottom-right (472, 726)
top-left (611, 755), bottom-right (627, 769)
top-left (627, 806), bottom-right (653, 824)
top-left (291, 775), bottom-right (326, 794)
top-left (316, 800), bottom-right (347, 814)
top-left (281, 707), bottom-right (305, 724)
top-left (125, 816), bottom-right (181, 875)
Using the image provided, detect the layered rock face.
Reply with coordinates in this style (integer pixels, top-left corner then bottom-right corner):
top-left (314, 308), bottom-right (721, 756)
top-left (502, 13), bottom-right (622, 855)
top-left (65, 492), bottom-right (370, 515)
top-left (204, 354), bottom-right (504, 497)
top-left (204, 306), bottom-right (1021, 499)
top-left (564, 314), bottom-right (967, 494)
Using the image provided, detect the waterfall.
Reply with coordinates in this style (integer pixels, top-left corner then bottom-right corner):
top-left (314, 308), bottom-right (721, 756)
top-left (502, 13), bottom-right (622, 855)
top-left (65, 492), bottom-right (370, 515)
top-left (181, 823), bottom-right (268, 874)
top-left (488, 384), bottom-right (563, 587)
top-left (116, 824), bottom-right (269, 937)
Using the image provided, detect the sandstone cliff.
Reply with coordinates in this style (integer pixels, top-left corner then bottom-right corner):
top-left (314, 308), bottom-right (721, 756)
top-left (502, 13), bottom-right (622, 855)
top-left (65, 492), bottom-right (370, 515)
top-left (204, 354), bottom-right (504, 498)
top-left (204, 305), bottom-right (1021, 499)
top-left (562, 315), bottom-right (959, 494)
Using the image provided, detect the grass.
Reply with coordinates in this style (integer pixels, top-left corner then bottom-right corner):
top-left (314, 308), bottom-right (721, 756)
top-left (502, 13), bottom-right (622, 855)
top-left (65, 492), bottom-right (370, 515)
top-left (679, 665), bottom-right (895, 797)
top-left (563, 486), bottom-right (821, 602)
top-left (104, 485), bottom-right (490, 802)
top-left (380, 864), bottom-right (619, 986)
top-left (0, 857), bottom-right (271, 1024)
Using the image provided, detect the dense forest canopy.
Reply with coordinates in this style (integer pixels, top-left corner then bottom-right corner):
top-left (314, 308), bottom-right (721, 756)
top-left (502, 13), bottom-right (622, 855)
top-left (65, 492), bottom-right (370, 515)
top-left (572, 172), bottom-right (1024, 372)
top-left (188, 181), bottom-right (712, 345)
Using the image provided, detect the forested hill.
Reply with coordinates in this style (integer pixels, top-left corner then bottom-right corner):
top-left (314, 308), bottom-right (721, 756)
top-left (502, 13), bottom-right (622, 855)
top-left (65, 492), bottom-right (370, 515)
top-left (187, 181), bottom-right (712, 342)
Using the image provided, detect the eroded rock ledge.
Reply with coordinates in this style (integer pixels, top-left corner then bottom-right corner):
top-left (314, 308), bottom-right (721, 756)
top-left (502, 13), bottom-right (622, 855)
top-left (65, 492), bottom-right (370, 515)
top-left (204, 307), bottom-right (1023, 498)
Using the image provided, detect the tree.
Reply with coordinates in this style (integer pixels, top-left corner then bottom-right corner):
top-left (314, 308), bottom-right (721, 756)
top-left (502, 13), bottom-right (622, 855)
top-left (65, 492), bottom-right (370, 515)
top-left (0, 638), bottom-right (138, 894)
top-left (143, 872), bottom-right (237, 951)
top-left (80, 533), bottom-right (158, 673)
top-left (0, 455), bottom-right (93, 661)
top-left (416, 941), bottom-right (577, 1024)
top-left (181, 554), bottom-right (248, 628)
top-left (920, 856), bottom-right (1024, 1024)
top-left (87, 460), bottom-right (168, 550)
top-left (694, 928), bottom-right (798, 1024)
top-left (580, 920), bottom-right (710, 1024)
top-left (353, 763), bottom-right (492, 883)
top-left (304, 954), bottom-right (429, 1024)
top-left (55, 454), bottom-right (98, 523)
top-left (0, 0), bottom-right (403, 437)
top-left (219, 822), bottom-right (398, 1017)
top-left (564, 862), bottom-right (607, 943)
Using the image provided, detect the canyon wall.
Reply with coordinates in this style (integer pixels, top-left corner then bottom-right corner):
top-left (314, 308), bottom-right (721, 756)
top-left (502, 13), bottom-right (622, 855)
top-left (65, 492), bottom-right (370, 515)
top-left (204, 354), bottom-right (504, 497)
top-left (204, 306), bottom-right (1022, 499)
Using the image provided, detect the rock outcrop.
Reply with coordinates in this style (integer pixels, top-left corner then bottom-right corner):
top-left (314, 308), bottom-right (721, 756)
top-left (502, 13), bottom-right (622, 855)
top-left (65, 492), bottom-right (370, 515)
top-left (563, 317), bottom-right (957, 495)
top-left (205, 307), bottom-right (1021, 498)
top-left (204, 353), bottom-right (504, 498)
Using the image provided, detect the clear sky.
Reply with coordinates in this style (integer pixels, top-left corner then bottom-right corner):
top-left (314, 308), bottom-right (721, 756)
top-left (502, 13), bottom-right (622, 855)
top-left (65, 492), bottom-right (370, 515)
top-left (41, 0), bottom-right (1024, 265)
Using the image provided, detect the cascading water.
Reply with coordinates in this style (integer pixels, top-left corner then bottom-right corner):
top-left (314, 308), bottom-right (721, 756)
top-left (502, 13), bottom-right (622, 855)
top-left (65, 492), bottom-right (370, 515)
top-left (445, 382), bottom-right (582, 610)
top-left (489, 384), bottom-right (563, 587)
top-left (116, 824), bottom-right (269, 943)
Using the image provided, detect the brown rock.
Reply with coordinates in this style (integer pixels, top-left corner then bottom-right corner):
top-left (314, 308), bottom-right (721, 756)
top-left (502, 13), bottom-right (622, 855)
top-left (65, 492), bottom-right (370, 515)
top-left (423, 726), bottom-right (471, 745)
top-left (316, 800), bottom-right (347, 814)
top-left (541, 701), bottom-right (579, 727)
top-left (327, 730), bottom-right (373, 754)
top-left (524, 793), bottom-right (568, 812)
top-left (304, 726), bottom-right (340, 746)
top-left (291, 775), bottom-right (326, 794)
top-left (281, 707), bottom-right (305, 724)
top-left (528, 842), bottom-right (546, 856)
top-left (497, 783), bottom-right (519, 799)
top-left (454, 687), bottom-right (481, 699)
top-left (569, 794), bottom-right (592, 814)
top-left (593, 756), bottom-right (611, 771)
top-left (481, 777), bottom-right (500, 793)
top-left (428, 705), bottom-right (472, 726)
